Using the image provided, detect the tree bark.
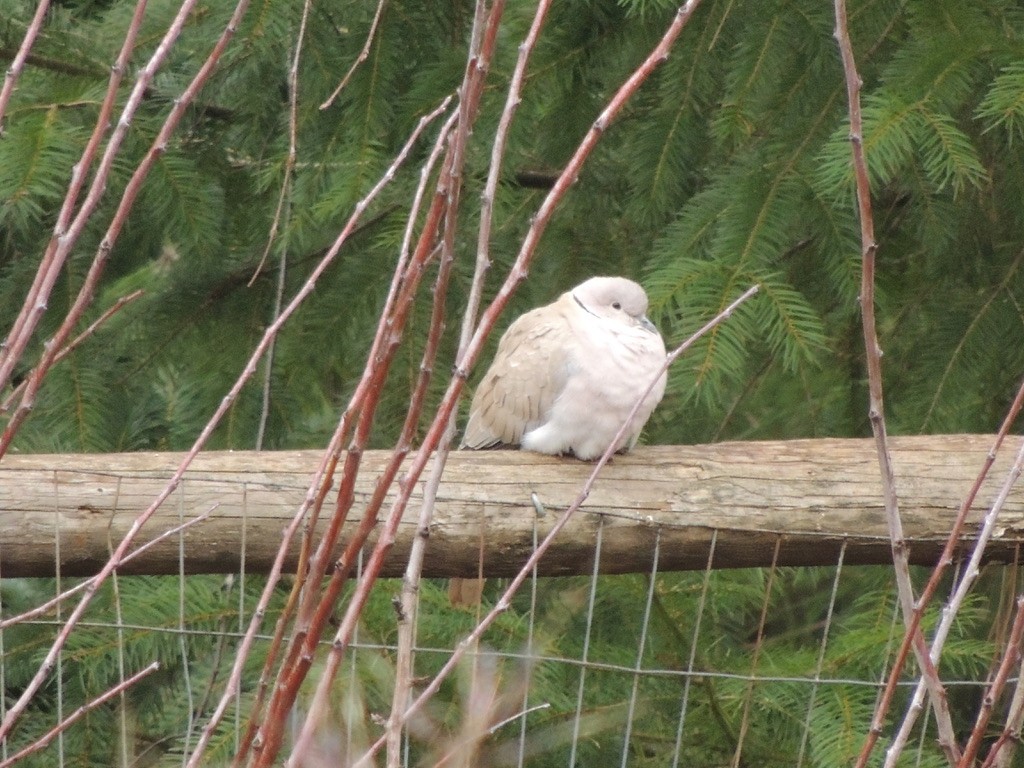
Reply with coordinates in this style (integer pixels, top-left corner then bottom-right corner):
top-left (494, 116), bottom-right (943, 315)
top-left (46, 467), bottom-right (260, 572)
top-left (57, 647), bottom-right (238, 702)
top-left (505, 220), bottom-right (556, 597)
top-left (0, 435), bottom-right (1021, 578)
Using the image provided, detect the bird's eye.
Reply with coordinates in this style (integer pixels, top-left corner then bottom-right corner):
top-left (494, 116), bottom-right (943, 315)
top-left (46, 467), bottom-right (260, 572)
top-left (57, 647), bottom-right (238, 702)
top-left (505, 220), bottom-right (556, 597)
top-left (612, 302), bottom-right (622, 310)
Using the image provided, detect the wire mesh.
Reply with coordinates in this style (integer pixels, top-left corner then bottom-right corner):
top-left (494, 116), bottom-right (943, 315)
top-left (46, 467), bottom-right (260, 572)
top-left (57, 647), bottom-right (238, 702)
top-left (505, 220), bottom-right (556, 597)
top-left (1, 500), bottom-right (1021, 768)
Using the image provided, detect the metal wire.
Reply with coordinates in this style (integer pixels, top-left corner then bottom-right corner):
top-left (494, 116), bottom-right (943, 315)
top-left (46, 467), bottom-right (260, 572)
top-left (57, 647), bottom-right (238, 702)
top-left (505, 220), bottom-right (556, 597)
top-left (15, 496), bottom-right (1023, 768)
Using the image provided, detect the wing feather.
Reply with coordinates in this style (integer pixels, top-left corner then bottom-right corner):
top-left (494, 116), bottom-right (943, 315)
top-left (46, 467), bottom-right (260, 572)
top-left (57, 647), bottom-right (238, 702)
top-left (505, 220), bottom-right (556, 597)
top-left (461, 299), bottom-right (571, 449)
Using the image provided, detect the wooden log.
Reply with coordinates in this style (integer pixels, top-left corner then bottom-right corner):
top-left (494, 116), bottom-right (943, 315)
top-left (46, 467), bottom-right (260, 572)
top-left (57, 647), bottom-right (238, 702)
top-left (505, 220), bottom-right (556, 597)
top-left (0, 435), bottom-right (1021, 578)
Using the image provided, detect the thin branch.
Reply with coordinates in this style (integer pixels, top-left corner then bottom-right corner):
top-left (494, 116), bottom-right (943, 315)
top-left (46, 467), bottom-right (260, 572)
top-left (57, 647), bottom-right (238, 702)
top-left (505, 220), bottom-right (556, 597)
top-left (0, 0), bottom-right (242, 456)
top-left (0, 505), bottom-right (217, 631)
top-left (252, 0), bottom-right (313, 449)
top-left (854, 379), bottom-right (1024, 765)
top-left (387, 0), bottom-right (510, 762)
top-left (182, 96), bottom-right (454, 768)
top-left (470, 0), bottom-right (550, 308)
top-left (0, 0), bottom-right (52, 134)
top-left (354, 283), bottom-right (756, 768)
top-left (984, 617), bottom-right (1024, 768)
top-left (247, 143), bottom-right (457, 768)
top-left (882, 399), bottom-right (1024, 765)
top-left (0, 0), bottom-right (148, 397)
top-left (0, 661), bottom-right (159, 768)
top-left (0, 1), bottom-right (258, 739)
top-left (959, 596), bottom-right (1024, 767)
top-left (319, 0), bottom-right (387, 111)
top-left (286, 4), bottom-right (707, 764)
top-left (0, 290), bottom-right (144, 415)
top-left (262, 6), bottom-right (502, 750)
top-left (832, 0), bottom-right (958, 762)
top-left (921, 249), bottom-right (1024, 430)
top-left (731, 538), bottom-right (781, 767)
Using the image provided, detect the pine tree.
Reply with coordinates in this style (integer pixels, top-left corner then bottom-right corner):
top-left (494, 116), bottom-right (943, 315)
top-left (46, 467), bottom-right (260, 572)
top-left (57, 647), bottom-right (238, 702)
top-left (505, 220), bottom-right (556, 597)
top-left (2, 0), bottom-right (1023, 764)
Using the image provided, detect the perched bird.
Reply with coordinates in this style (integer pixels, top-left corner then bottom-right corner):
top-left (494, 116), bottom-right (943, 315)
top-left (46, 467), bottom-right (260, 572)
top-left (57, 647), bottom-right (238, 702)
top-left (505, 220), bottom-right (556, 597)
top-left (462, 275), bottom-right (667, 459)
top-left (450, 276), bottom-right (667, 606)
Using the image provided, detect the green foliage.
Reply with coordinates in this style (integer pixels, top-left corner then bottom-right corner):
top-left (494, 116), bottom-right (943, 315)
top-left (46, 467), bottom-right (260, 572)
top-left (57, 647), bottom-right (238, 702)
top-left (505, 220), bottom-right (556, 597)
top-left (0, 574), bottom-right (276, 766)
top-left (5, 0), bottom-right (1023, 449)
top-left (3, 0), bottom-right (1024, 764)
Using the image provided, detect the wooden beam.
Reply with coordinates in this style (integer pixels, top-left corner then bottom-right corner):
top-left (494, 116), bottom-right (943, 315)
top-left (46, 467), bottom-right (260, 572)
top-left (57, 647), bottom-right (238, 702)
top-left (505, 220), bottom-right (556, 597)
top-left (0, 435), bottom-right (1021, 578)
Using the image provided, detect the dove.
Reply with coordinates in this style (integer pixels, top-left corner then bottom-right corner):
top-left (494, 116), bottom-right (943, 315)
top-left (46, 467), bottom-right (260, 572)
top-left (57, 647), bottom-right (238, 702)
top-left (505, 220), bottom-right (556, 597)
top-left (462, 276), bottom-right (667, 460)
top-left (450, 277), bottom-right (666, 606)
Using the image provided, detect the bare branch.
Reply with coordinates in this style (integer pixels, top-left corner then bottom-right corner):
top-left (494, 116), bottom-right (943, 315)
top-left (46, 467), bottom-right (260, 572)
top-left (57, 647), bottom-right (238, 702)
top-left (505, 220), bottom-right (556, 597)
top-left (182, 96), bottom-right (454, 768)
top-left (0, 0), bottom-right (248, 455)
top-left (388, 0), bottom-right (515, 762)
top-left (959, 596), bottom-right (1024, 767)
top-left (0, 290), bottom-right (143, 415)
top-left (886, 425), bottom-right (1024, 764)
top-left (0, 0), bottom-right (148, 398)
top-left (319, 0), bottom-right (388, 111)
top-left (0, 662), bottom-right (159, 768)
top-left (252, 0), bottom-right (315, 449)
top-left (832, 0), bottom-right (959, 762)
top-left (278, 4), bottom-right (510, 761)
top-left (0, 0), bottom-right (51, 134)
top-left (0, 505), bottom-right (217, 630)
top-left (354, 282), bottom-right (755, 767)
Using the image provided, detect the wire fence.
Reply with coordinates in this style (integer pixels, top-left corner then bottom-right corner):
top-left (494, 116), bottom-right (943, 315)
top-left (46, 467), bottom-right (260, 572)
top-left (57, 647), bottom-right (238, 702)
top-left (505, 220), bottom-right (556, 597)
top-left (2, 508), bottom-right (1020, 768)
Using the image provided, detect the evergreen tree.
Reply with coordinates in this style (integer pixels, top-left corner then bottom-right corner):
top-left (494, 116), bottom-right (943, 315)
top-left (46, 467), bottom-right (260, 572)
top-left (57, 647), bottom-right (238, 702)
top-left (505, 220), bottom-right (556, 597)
top-left (1, 0), bottom-right (1023, 764)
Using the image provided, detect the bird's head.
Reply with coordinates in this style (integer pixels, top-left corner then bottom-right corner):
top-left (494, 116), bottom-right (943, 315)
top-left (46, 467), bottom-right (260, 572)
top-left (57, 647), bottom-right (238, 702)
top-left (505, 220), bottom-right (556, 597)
top-left (570, 276), bottom-right (659, 334)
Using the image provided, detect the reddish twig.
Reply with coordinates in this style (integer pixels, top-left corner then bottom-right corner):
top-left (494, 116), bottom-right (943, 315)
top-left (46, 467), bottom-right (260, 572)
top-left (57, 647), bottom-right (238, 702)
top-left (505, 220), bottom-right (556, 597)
top-left (0, 0), bottom-right (51, 133)
top-left (832, 0), bottom-right (959, 762)
top-left (0, 290), bottom-right (143, 415)
top-left (254, 7), bottom-right (505, 751)
top-left (867, 376), bottom-right (1024, 763)
top-left (0, 0), bottom-right (250, 457)
top-left (224, 106), bottom-right (456, 765)
top-left (0, 1), bottom-right (260, 739)
top-left (981, 617), bottom-right (1024, 767)
top-left (958, 596), bottom-right (1024, 766)
top-left (883, 402), bottom-right (1024, 765)
top-left (0, 0), bottom-right (174, 403)
top-left (387, 0), bottom-right (516, 761)
top-left (0, 661), bottom-right (159, 768)
top-left (284, 4), bottom-right (707, 763)
top-left (245, 9), bottom-right (513, 762)
top-left (178, 98), bottom-right (453, 768)
top-left (353, 281), bottom-right (755, 767)
top-left (247, 153), bottom-right (457, 768)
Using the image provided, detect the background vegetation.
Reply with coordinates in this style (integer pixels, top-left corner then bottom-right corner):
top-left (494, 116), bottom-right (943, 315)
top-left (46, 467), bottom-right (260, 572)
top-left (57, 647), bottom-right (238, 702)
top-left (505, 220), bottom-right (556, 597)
top-left (2, 0), bottom-right (1024, 765)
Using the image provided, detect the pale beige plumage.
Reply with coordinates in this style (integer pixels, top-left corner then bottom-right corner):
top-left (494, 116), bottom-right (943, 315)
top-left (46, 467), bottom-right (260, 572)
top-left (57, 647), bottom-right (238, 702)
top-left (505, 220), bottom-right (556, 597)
top-left (462, 276), bottom-right (667, 460)
top-left (452, 276), bottom-right (666, 606)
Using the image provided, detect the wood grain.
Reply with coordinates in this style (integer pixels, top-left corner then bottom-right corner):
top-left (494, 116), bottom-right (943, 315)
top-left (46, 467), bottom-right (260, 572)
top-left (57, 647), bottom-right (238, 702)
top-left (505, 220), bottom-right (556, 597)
top-left (0, 435), bottom-right (1021, 577)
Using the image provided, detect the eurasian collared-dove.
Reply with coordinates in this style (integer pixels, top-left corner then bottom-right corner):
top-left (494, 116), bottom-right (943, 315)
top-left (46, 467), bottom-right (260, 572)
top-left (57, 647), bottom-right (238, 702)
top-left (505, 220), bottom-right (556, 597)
top-left (462, 275), bottom-right (667, 459)
top-left (450, 277), bottom-right (666, 606)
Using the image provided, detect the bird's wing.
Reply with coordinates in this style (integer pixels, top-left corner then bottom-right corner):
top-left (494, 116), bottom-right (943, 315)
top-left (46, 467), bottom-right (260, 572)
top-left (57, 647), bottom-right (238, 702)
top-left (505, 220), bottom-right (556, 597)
top-left (461, 300), bottom-right (573, 449)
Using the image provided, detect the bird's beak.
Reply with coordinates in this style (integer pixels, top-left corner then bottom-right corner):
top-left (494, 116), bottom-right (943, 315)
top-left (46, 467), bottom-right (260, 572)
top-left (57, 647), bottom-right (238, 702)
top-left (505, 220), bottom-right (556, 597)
top-left (638, 315), bottom-right (657, 334)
